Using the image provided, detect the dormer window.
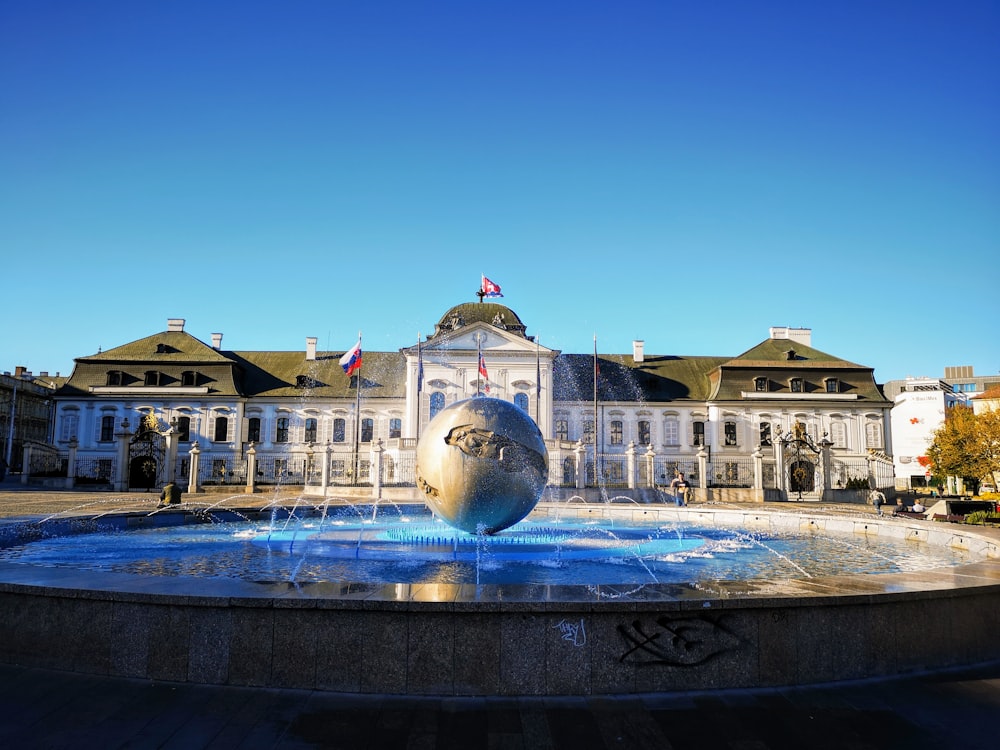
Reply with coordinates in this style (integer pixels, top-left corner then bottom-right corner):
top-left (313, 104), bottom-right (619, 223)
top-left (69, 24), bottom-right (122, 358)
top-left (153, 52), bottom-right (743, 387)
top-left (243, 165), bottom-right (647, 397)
top-left (181, 371), bottom-right (197, 387)
top-left (789, 378), bottom-right (803, 393)
top-left (295, 374), bottom-right (319, 388)
top-left (754, 377), bottom-right (768, 392)
top-left (106, 370), bottom-right (123, 386)
top-left (155, 343), bottom-right (168, 354)
top-left (825, 377), bottom-right (839, 393)
top-left (144, 370), bottom-right (162, 386)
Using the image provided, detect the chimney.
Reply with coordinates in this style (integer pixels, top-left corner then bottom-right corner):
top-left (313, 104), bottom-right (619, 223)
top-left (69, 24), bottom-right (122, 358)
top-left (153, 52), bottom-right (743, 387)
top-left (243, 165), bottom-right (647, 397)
top-left (211, 333), bottom-right (223, 350)
top-left (769, 326), bottom-right (811, 347)
top-left (14, 365), bottom-right (27, 378)
top-left (632, 340), bottom-right (645, 363)
top-left (167, 318), bottom-right (185, 332)
top-left (306, 337), bottom-right (317, 361)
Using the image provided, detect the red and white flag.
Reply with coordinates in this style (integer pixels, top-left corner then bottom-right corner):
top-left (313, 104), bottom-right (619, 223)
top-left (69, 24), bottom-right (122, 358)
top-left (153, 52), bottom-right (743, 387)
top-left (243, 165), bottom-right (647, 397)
top-left (478, 351), bottom-right (490, 394)
top-left (339, 336), bottom-right (362, 376)
top-left (481, 275), bottom-right (503, 298)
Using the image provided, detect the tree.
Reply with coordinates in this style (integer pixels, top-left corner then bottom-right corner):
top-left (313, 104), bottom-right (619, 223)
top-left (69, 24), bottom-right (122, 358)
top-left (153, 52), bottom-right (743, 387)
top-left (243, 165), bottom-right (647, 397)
top-left (926, 405), bottom-right (1000, 487)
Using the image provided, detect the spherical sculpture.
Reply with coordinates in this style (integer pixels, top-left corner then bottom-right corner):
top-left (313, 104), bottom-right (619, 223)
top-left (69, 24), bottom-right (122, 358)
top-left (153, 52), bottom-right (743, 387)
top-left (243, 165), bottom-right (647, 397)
top-left (415, 397), bottom-right (549, 534)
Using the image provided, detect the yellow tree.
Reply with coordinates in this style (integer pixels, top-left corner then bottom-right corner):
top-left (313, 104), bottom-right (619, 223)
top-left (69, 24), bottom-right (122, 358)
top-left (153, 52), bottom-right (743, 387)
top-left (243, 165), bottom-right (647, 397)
top-left (926, 405), bottom-right (1000, 488)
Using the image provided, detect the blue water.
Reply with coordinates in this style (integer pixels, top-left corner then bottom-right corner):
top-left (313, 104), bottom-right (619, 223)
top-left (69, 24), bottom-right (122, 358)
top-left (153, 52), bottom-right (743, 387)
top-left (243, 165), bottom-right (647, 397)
top-left (0, 506), bottom-right (972, 587)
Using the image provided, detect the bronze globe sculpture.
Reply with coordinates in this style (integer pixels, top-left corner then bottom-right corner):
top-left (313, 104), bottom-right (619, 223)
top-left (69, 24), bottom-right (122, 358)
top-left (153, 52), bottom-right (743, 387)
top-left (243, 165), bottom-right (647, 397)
top-left (415, 397), bottom-right (549, 534)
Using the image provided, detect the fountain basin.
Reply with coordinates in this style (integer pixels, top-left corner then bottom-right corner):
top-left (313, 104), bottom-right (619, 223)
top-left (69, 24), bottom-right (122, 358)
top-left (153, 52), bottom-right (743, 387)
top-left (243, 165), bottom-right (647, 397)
top-left (1, 503), bottom-right (999, 696)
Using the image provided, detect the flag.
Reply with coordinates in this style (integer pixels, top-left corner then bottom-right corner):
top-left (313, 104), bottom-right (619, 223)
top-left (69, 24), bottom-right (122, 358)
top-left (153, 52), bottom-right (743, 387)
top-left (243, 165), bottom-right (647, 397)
top-left (340, 336), bottom-right (362, 376)
top-left (481, 275), bottom-right (503, 298)
top-left (478, 351), bottom-right (490, 394)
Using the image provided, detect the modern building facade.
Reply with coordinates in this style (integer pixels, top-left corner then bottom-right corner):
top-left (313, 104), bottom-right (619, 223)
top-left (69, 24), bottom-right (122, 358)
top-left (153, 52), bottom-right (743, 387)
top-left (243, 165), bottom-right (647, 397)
top-left (48, 303), bottom-right (894, 500)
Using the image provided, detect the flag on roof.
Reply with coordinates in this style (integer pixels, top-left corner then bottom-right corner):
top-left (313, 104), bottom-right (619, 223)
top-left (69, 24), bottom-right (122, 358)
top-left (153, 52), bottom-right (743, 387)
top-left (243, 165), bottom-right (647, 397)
top-left (481, 275), bottom-right (503, 298)
top-left (479, 351), bottom-right (490, 394)
top-left (340, 336), bottom-right (362, 376)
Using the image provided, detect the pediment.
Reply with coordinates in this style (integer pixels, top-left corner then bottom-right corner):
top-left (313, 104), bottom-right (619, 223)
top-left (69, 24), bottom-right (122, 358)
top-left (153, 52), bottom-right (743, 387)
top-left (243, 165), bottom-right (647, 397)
top-left (406, 323), bottom-right (555, 355)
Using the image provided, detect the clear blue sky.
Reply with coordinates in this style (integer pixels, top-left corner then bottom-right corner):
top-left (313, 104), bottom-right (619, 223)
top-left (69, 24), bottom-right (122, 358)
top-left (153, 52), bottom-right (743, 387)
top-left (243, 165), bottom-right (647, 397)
top-left (2, 1), bottom-right (997, 384)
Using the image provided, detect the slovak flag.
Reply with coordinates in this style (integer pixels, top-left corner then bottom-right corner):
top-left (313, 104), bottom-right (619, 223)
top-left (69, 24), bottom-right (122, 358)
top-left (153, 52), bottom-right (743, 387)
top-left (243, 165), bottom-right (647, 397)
top-left (340, 337), bottom-right (362, 376)
top-left (481, 275), bottom-right (503, 298)
top-left (478, 351), bottom-right (490, 393)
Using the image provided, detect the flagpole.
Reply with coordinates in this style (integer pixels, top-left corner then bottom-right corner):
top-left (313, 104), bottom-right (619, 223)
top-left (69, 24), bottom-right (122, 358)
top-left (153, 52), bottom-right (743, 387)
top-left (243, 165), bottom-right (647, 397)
top-left (477, 333), bottom-right (482, 397)
top-left (354, 331), bottom-right (361, 483)
top-left (593, 334), bottom-right (599, 482)
top-left (416, 332), bottom-right (422, 439)
top-left (535, 334), bottom-right (541, 426)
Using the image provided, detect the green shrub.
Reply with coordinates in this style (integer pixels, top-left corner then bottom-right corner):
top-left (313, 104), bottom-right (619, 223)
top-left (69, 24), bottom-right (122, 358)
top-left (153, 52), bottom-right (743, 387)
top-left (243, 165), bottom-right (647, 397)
top-left (964, 511), bottom-right (1000, 526)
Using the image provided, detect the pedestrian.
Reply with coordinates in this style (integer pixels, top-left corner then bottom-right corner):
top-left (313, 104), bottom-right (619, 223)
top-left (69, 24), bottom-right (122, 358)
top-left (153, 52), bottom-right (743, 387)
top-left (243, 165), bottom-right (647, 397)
top-left (158, 481), bottom-right (182, 507)
top-left (669, 472), bottom-right (690, 507)
top-left (870, 488), bottom-right (886, 516)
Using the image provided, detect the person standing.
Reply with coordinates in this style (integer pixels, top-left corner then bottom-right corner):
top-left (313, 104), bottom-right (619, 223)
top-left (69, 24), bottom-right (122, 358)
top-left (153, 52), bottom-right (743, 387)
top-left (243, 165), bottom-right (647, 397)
top-left (669, 472), bottom-right (690, 506)
top-left (870, 488), bottom-right (886, 516)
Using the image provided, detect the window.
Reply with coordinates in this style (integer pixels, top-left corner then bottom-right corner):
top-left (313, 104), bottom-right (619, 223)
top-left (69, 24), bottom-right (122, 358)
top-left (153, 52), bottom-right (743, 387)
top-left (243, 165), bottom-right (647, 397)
top-left (582, 420), bottom-right (595, 445)
top-left (663, 418), bottom-right (679, 446)
top-left (555, 419), bottom-right (569, 441)
top-left (754, 377), bottom-right (768, 392)
top-left (304, 418), bottom-right (317, 443)
top-left (100, 415), bottom-right (115, 442)
top-left (830, 421), bottom-right (847, 449)
top-left (759, 422), bottom-right (772, 447)
top-left (276, 417), bottom-right (289, 443)
top-left (106, 371), bottom-right (123, 386)
top-left (724, 421), bottom-right (737, 446)
top-left (638, 420), bottom-right (651, 446)
top-left (361, 418), bottom-right (374, 443)
top-left (144, 370), bottom-right (162, 386)
top-left (790, 378), bottom-right (803, 393)
top-left (247, 417), bottom-right (261, 443)
top-left (429, 392), bottom-right (445, 421)
top-left (514, 393), bottom-right (528, 412)
top-left (332, 418), bottom-right (346, 443)
top-left (692, 421), bottom-right (705, 447)
top-left (176, 416), bottom-right (191, 441)
top-left (181, 371), bottom-right (197, 387)
top-left (865, 421), bottom-right (883, 449)
top-left (60, 412), bottom-right (79, 442)
top-left (610, 420), bottom-right (623, 445)
top-left (825, 378), bottom-right (839, 393)
top-left (389, 418), bottom-right (401, 439)
top-left (214, 416), bottom-right (228, 442)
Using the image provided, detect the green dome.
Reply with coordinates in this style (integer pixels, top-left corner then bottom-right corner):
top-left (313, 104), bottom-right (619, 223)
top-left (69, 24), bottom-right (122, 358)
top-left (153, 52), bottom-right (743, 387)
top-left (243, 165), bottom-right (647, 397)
top-left (431, 302), bottom-right (529, 339)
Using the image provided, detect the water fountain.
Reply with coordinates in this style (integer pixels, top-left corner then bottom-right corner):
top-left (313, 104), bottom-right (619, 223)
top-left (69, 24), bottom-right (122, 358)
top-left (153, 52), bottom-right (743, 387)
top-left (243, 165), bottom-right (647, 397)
top-left (1, 396), bottom-right (1000, 696)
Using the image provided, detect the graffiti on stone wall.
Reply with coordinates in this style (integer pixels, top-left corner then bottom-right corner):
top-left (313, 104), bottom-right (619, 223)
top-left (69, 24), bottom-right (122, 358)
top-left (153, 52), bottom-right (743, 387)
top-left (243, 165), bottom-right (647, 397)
top-left (553, 617), bottom-right (586, 646)
top-left (618, 615), bottom-right (738, 667)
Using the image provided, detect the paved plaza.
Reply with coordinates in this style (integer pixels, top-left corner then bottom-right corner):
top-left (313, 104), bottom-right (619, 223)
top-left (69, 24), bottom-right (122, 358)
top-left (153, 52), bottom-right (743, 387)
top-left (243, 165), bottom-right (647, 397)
top-left (2, 485), bottom-right (999, 749)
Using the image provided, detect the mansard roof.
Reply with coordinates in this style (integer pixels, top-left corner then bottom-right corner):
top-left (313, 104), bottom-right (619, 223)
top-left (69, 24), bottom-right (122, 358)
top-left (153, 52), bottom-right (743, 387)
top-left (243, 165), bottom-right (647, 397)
top-left (553, 353), bottom-right (727, 402)
top-left (233, 350), bottom-right (407, 399)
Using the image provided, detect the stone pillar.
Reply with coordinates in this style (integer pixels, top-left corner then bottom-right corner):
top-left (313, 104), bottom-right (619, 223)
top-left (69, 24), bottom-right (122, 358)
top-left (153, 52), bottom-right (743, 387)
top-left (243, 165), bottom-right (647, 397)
top-left (20, 444), bottom-right (32, 485)
top-left (645, 444), bottom-right (656, 488)
top-left (697, 446), bottom-right (709, 502)
top-left (65, 437), bottom-right (79, 489)
top-left (372, 439), bottom-right (384, 499)
top-left (164, 422), bottom-right (178, 483)
top-left (115, 419), bottom-right (132, 492)
top-left (245, 442), bottom-right (257, 494)
top-left (188, 441), bottom-right (203, 493)
top-left (321, 440), bottom-right (332, 496)
top-left (574, 440), bottom-right (586, 490)
top-left (819, 437), bottom-right (834, 499)
top-left (753, 446), bottom-right (763, 491)
top-left (626, 441), bottom-right (637, 489)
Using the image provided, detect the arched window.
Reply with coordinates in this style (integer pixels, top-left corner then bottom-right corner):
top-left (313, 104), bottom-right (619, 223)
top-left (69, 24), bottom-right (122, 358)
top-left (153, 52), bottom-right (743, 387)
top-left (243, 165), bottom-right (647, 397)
top-left (429, 392), bottom-right (445, 421)
top-left (514, 392), bottom-right (528, 412)
top-left (332, 418), bottom-right (346, 443)
top-left (304, 418), bottom-right (317, 443)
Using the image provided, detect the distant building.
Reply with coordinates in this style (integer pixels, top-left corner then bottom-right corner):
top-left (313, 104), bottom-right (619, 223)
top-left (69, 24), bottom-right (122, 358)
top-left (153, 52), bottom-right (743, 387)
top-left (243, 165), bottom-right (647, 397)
top-left (0, 367), bottom-right (61, 475)
top-left (888, 377), bottom-right (965, 489)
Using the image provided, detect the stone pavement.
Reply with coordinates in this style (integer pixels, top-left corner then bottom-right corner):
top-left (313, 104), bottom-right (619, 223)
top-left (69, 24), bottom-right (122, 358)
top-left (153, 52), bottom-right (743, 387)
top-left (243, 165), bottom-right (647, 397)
top-left (1, 660), bottom-right (999, 749)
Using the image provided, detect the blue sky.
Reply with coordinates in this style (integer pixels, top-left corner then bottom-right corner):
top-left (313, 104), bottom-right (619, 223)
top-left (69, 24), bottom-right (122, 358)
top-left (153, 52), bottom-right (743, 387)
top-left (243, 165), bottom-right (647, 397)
top-left (2, 1), bottom-right (997, 384)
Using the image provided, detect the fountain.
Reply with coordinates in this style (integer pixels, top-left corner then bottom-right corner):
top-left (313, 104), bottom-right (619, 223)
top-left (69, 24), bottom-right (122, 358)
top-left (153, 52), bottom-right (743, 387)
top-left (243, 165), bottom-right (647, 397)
top-left (1, 395), bottom-right (1000, 695)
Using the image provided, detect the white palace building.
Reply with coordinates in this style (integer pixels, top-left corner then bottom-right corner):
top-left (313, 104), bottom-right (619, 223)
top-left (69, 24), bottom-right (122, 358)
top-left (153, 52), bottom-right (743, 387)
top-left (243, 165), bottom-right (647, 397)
top-left (41, 301), bottom-right (895, 502)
